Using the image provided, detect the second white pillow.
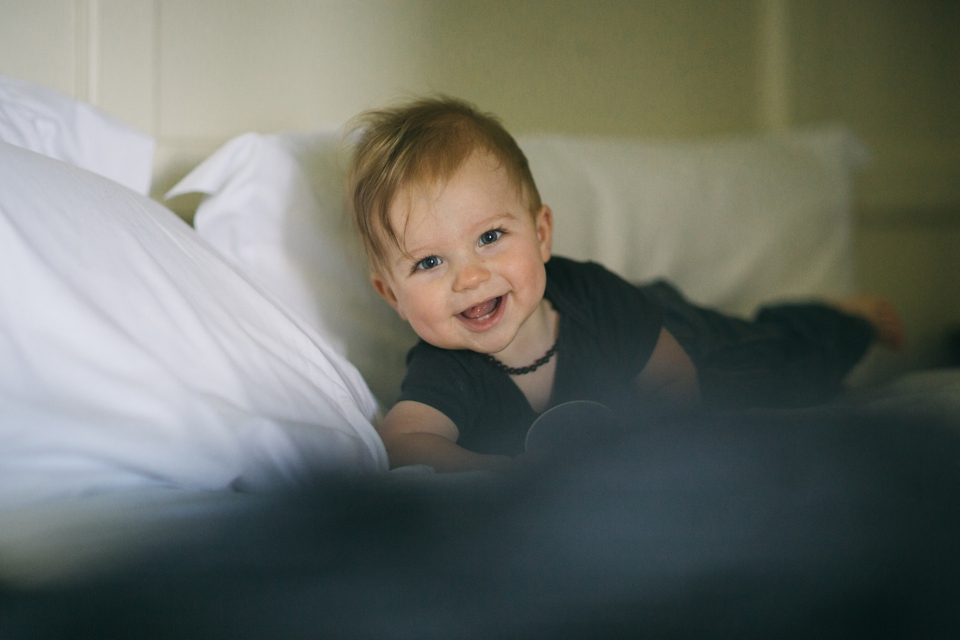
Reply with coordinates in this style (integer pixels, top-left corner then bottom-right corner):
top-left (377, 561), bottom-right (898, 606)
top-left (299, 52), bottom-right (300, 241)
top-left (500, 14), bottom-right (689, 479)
top-left (168, 132), bottom-right (418, 409)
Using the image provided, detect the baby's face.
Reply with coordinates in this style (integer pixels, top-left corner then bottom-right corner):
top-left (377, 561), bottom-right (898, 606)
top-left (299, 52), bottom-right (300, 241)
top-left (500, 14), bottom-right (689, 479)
top-left (371, 151), bottom-right (552, 356)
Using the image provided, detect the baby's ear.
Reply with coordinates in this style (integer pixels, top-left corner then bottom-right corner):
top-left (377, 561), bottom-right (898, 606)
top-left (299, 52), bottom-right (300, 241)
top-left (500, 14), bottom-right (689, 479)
top-left (536, 205), bottom-right (554, 262)
top-left (370, 272), bottom-right (406, 320)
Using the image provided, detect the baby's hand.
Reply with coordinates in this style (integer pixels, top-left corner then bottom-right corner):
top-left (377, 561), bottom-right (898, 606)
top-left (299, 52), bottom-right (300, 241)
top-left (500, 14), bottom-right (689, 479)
top-left (830, 295), bottom-right (906, 351)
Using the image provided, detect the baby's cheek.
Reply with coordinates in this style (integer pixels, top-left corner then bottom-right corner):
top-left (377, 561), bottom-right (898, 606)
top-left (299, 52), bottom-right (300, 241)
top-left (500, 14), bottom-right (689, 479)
top-left (408, 304), bottom-right (453, 345)
top-left (522, 261), bottom-right (547, 296)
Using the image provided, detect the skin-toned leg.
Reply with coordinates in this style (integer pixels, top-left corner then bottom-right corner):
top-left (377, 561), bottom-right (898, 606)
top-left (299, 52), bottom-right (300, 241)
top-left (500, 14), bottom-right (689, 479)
top-left (829, 295), bottom-right (907, 351)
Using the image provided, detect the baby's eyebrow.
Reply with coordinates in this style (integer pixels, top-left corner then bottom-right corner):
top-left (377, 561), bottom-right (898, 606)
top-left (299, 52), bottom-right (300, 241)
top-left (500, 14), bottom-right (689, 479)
top-left (473, 211), bottom-right (516, 230)
top-left (396, 239), bottom-right (430, 259)
top-left (394, 251), bottom-right (419, 268)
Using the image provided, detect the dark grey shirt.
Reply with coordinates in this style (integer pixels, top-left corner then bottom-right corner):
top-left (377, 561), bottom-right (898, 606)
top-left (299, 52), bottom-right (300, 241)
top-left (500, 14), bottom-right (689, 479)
top-left (396, 257), bottom-right (664, 456)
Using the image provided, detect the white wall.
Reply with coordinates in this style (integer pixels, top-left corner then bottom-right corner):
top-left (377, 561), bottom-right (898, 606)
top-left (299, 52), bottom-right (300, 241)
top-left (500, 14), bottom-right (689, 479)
top-left (2, 0), bottom-right (958, 372)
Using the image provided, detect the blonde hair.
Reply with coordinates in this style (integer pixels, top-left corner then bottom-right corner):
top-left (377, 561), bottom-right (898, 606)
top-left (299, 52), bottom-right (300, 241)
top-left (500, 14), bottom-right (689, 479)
top-left (345, 96), bottom-right (541, 274)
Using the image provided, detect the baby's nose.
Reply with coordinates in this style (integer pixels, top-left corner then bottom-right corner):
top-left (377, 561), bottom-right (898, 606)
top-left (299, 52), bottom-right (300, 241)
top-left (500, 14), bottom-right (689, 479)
top-left (453, 261), bottom-right (490, 291)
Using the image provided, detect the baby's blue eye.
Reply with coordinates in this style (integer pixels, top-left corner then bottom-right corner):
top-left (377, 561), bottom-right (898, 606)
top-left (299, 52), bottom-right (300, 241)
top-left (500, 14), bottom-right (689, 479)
top-left (416, 256), bottom-right (442, 271)
top-left (479, 229), bottom-right (503, 246)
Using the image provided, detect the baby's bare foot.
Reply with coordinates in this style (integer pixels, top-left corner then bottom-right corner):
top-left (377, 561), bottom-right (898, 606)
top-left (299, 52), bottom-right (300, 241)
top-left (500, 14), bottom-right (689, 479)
top-left (830, 295), bottom-right (906, 350)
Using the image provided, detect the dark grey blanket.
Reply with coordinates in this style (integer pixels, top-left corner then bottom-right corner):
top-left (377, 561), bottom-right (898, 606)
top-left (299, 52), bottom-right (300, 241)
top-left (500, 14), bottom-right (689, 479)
top-left (3, 394), bottom-right (958, 639)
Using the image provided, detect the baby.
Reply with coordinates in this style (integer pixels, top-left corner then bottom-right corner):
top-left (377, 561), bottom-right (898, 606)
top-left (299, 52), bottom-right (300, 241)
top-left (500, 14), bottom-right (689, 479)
top-left (346, 97), bottom-right (904, 472)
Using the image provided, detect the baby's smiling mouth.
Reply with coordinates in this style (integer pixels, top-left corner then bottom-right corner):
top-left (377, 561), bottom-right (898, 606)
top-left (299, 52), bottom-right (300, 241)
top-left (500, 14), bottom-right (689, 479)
top-left (460, 296), bottom-right (502, 320)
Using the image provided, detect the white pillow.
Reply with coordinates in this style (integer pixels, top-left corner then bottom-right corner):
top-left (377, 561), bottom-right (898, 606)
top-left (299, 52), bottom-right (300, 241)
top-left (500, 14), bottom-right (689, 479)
top-left (166, 132), bottom-right (418, 408)
top-left (520, 127), bottom-right (866, 317)
top-left (0, 142), bottom-right (386, 509)
top-left (0, 75), bottom-right (155, 195)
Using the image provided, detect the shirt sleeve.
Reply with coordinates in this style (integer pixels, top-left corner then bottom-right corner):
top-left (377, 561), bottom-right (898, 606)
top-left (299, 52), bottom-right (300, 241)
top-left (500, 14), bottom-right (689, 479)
top-left (397, 341), bottom-right (538, 455)
top-left (546, 257), bottom-right (664, 384)
top-left (395, 342), bottom-right (477, 433)
top-left (590, 262), bottom-right (664, 376)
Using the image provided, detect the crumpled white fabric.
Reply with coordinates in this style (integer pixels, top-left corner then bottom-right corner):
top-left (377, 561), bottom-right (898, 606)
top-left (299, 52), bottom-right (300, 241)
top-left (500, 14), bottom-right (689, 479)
top-left (167, 131), bottom-right (418, 408)
top-left (0, 75), bottom-right (155, 195)
top-left (0, 142), bottom-right (387, 510)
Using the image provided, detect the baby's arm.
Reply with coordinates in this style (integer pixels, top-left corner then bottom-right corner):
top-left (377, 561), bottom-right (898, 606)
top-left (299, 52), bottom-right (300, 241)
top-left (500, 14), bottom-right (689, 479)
top-left (633, 328), bottom-right (701, 415)
top-left (377, 400), bottom-right (512, 472)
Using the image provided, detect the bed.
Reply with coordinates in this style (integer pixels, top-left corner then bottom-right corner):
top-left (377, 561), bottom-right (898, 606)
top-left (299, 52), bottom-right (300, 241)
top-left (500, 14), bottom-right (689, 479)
top-left (2, 76), bottom-right (959, 638)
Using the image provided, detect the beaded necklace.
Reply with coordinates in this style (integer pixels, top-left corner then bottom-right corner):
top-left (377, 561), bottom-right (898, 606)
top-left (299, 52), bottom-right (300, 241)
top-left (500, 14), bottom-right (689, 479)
top-left (482, 340), bottom-right (558, 375)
